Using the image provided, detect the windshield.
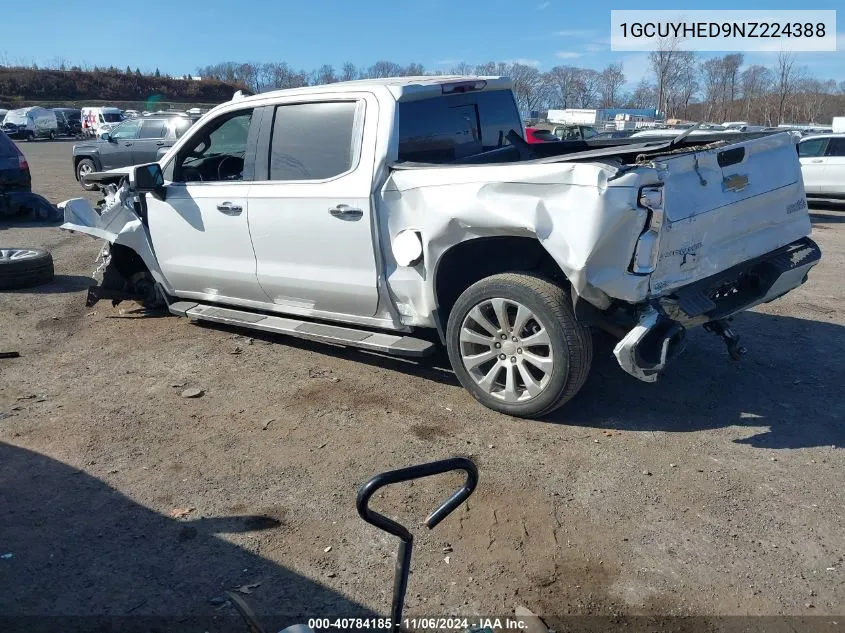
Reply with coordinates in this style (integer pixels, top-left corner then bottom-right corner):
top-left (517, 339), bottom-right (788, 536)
top-left (102, 113), bottom-right (122, 123)
top-left (3, 111), bottom-right (27, 125)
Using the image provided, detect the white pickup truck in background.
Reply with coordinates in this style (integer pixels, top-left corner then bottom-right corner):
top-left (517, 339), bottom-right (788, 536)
top-left (59, 76), bottom-right (821, 418)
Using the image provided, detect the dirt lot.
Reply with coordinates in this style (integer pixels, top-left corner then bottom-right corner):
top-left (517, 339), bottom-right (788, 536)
top-left (1, 140), bottom-right (843, 632)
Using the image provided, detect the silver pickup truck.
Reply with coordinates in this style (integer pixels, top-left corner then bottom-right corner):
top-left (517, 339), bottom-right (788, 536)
top-left (60, 76), bottom-right (821, 418)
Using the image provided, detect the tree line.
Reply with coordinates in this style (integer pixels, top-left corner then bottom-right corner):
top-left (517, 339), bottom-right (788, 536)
top-left (0, 65), bottom-right (239, 108)
top-left (3, 52), bottom-right (842, 125)
top-left (198, 53), bottom-right (845, 126)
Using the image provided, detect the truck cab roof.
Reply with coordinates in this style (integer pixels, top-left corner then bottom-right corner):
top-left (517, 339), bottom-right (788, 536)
top-left (229, 75), bottom-right (512, 105)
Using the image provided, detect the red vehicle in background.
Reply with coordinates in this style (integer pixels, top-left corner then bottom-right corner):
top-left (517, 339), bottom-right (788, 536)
top-left (524, 127), bottom-right (560, 143)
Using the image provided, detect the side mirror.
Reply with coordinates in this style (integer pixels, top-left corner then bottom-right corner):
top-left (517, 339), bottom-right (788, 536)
top-left (101, 132), bottom-right (111, 142)
top-left (133, 162), bottom-right (166, 200)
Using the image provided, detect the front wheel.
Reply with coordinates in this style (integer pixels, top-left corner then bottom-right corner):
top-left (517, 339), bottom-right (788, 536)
top-left (446, 273), bottom-right (592, 418)
top-left (76, 158), bottom-right (98, 191)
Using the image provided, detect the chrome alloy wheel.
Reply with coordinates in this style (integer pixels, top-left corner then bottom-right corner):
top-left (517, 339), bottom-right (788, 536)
top-left (0, 249), bottom-right (43, 261)
top-left (458, 298), bottom-right (554, 403)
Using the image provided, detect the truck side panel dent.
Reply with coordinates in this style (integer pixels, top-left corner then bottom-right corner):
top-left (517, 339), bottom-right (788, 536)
top-left (378, 161), bottom-right (652, 326)
top-left (59, 193), bottom-right (172, 293)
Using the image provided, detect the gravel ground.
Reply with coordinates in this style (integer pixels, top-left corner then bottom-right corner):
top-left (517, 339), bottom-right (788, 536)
top-left (1, 140), bottom-right (843, 632)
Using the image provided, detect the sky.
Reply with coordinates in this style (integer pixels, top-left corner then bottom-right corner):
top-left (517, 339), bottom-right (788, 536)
top-left (1, 0), bottom-right (842, 89)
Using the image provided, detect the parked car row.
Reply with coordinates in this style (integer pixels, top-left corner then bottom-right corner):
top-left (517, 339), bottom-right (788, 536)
top-left (0, 105), bottom-right (208, 142)
top-left (0, 106), bottom-right (85, 141)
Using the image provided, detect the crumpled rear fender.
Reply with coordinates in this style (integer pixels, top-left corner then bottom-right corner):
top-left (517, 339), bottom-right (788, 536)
top-left (58, 192), bottom-right (172, 292)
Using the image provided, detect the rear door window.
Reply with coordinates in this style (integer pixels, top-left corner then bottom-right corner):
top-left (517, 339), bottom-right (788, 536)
top-left (139, 119), bottom-right (167, 139)
top-left (110, 119), bottom-right (141, 140)
top-left (397, 90), bottom-right (522, 162)
top-left (269, 101), bottom-right (360, 181)
top-left (825, 138), bottom-right (845, 157)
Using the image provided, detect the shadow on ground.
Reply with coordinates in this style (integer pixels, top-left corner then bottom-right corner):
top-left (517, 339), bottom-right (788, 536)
top-left (553, 311), bottom-right (844, 450)
top-left (0, 442), bottom-right (374, 633)
top-left (196, 309), bottom-right (844, 450)
top-left (13, 274), bottom-right (96, 294)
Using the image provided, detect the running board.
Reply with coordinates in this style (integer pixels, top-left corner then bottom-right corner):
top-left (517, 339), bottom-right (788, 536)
top-left (168, 301), bottom-right (434, 357)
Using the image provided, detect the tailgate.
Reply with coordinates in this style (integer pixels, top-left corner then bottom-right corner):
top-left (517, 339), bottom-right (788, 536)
top-left (649, 132), bottom-right (811, 295)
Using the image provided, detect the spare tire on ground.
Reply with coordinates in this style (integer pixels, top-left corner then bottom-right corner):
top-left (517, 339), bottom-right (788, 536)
top-left (0, 248), bottom-right (54, 290)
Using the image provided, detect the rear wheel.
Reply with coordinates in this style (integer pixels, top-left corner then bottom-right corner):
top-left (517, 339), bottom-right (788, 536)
top-left (76, 159), bottom-right (98, 191)
top-left (0, 249), bottom-right (54, 290)
top-left (446, 273), bottom-right (592, 418)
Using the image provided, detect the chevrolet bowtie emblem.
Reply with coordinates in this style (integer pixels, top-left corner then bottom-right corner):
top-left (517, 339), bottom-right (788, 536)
top-left (723, 173), bottom-right (749, 192)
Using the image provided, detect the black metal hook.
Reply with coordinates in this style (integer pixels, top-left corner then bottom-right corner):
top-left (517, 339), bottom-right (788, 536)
top-left (355, 457), bottom-right (478, 632)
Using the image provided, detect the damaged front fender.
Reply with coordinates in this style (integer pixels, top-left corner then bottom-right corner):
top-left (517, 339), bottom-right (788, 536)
top-left (58, 181), bottom-right (172, 294)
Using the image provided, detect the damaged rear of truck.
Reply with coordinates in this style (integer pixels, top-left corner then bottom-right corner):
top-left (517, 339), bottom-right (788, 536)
top-left (59, 77), bottom-right (821, 418)
top-left (383, 128), bottom-right (819, 387)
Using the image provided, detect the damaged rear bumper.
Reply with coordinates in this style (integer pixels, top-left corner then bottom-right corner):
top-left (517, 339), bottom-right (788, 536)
top-left (613, 237), bottom-right (821, 382)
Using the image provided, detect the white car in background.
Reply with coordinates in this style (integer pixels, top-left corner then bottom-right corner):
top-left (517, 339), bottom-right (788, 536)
top-left (798, 134), bottom-right (845, 198)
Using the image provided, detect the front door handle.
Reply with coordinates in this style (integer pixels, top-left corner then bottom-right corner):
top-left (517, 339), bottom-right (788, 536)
top-left (155, 141), bottom-right (166, 146)
top-left (810, 159), bottom-right (824, 163)
top-left (329, 204), bottom-right (363, 220)
top-left (217, 201), bottom-right (243, 215)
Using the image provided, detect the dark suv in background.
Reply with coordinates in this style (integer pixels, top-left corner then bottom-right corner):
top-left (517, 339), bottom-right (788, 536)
top-left (53, 108), bottom-right (82, 137)
top-left (72, 112), bottom-right (197, 190)
top-left (0, 130), bottom-right (31, 195)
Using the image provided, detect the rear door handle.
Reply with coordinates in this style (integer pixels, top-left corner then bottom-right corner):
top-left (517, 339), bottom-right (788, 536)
top-left (329, 204), bottom-right (363, 220)
top-left (810, 159), bottom-right (824, 163)
top-left (217, 201), bottom-right (243, 215)
top-left (155, 141), bottom-right (166, 146)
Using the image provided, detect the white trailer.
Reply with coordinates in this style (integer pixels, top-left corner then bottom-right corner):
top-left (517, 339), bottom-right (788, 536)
top-left (832, 117), bottom-right (845, 133)
top-left (547, 108), bottom-right (607, 125)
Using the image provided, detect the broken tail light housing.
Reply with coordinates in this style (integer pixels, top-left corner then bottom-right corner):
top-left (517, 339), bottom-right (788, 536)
top-left (630, 185), bottom-right (665, 274)
top-left (441, 80), bottom-right (487, 94)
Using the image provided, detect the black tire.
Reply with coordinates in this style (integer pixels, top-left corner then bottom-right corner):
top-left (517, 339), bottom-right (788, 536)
top-left (0, 248), bottom-right (55, 290)
top-left (25, 132), bottom-right (34, 142)
top-left (48, 130), bottom-right (55, 140)
top-left (446, 273), bottom-right (592, 418)
top-left (76, 158), bottom-right (98, 191)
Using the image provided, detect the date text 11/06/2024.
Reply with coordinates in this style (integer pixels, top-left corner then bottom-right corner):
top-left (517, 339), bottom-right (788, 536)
top-left (307, 617), bottom-right (530, 631)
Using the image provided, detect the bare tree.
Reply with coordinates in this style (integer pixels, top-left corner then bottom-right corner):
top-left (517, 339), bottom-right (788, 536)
top-left (404, 62), bottom-right (425, 76)
top-left (775, 51), bottom-right (798, 124)
top-left (315, 64), bottom-right (337, 85)
top-left (648, 36), bottom-right (682, 115)
top-left (699, 57), bottom-right (724, 121)
top-left (740, 65), bottom-right (772, 122)
top-left (571, 68), bottom-right (601, 108)
top-left (629, 79), bottom-right (657, 109)
top-left (671, 56), bottom-right (698, 119)
top-left (544, 65), bottom-right (580, 108)
top-left (509, 63), bottom-right (548, 112)
top-left (365, 61), bottom-right (404, 79)
top-left (340, 62), bottom-right (357, 82)
top-left (598, 63), bottom-right (625, 108)
top-left (451, 62), bottom-right (474, 76)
